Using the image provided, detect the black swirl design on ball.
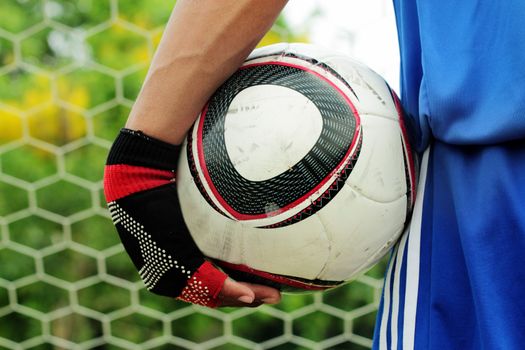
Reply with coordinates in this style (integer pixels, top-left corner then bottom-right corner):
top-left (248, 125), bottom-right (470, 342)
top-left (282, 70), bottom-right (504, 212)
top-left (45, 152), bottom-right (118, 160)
top-left (262, 134), bottom-right (362, 228)
top-left (190, 62), bottom-right (358, 218)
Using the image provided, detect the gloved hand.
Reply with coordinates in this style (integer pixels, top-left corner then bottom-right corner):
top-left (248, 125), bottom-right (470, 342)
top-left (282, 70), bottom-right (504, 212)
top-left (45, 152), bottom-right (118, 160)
top-left (103, 128), bottom-right (280, 307)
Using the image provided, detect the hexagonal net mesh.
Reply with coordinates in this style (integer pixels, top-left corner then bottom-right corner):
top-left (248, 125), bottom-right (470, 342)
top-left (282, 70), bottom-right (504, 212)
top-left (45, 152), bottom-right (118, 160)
top-left (0, 1), bottom-right (394, 349)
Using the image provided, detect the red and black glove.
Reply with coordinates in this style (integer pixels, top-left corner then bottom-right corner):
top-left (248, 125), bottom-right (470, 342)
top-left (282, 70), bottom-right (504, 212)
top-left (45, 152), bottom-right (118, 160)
top-left (103, 128), bottom-right (227, 307)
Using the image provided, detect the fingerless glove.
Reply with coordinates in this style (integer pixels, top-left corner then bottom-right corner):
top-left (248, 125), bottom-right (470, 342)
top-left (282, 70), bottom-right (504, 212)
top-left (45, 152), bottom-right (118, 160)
top-left (104, 128), bottom-right (227, 307)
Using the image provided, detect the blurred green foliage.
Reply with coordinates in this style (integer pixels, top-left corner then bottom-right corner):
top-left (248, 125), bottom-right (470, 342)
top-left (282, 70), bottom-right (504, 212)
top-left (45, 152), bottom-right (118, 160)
top-left (0, 0), bottom-right (43, 34)
top-left (48, 0), bottom-right (111, 28)
top-left (0, 0), bottom-right (385, 349)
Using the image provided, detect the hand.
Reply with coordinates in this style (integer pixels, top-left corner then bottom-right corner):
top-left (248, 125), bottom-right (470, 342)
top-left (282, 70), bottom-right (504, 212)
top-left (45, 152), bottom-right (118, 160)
top-left (217, 278), bottom-right (281, 307)
top-left (105, 129), bottom-right (281, 308)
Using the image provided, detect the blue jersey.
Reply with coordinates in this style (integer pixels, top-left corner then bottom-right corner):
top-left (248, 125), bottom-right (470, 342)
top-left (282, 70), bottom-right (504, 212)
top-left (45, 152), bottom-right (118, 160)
top-left (373, 1), bottom-right (525, 349)
top-left (374, 144), bottom-right (525, 349)
top-left (394, 0), bottom-right (525, 151)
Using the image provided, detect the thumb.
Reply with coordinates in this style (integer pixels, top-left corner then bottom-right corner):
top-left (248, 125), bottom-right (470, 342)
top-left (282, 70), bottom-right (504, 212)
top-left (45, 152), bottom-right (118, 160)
top-left (220, 278), bottom-right (256, 304)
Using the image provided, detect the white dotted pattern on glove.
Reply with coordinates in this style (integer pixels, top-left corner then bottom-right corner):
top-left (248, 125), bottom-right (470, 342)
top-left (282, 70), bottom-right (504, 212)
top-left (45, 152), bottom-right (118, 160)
top-left (108, 201), bottom-right (192, 290)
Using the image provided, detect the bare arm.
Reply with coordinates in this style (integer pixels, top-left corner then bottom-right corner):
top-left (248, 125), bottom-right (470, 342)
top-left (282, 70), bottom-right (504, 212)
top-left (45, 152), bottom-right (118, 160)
top-left (126, 0), bottom-right (289, 144)
top-left (116, 0), bottom-right (286, 307)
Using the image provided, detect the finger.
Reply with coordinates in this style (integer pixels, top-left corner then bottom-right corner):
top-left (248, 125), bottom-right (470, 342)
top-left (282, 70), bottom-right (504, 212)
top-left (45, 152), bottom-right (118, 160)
top-left (237, 282), bottom-right (281, 304)
top-left (218, 278), bottom-right (256, 304)
top-left (217, 279), bottom-right (281, 307)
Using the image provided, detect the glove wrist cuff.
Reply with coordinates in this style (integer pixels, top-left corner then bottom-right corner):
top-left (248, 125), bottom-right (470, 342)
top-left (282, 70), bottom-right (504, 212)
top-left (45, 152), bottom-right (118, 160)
top-left (106, 128), bottom-right (182, 170)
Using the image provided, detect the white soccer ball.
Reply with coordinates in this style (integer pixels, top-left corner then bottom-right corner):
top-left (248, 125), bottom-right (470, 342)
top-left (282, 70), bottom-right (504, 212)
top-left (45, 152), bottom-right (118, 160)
top-left (177, 43), bottom-right (416, 292)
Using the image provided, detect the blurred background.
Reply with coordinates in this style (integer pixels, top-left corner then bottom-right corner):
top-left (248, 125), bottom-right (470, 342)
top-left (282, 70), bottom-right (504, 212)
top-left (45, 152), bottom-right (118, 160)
top-left (0, 0), bottom-right (399, 349)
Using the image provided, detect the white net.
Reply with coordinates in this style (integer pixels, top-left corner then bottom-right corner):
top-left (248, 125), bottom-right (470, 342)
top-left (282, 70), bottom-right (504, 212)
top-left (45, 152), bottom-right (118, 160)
top-left (0, 1), bottom-right (397, 349)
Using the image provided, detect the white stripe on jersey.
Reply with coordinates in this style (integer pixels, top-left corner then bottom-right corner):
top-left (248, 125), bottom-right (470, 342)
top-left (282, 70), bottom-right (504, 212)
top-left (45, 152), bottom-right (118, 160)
top-left (376, 147), bottom-right (430, 350)
top-left (379, 244), bottom-right (396, 349)
top-left (391, 229), bottom-right (409, 350)
top-left (402, 148), bottom-right (429, 350)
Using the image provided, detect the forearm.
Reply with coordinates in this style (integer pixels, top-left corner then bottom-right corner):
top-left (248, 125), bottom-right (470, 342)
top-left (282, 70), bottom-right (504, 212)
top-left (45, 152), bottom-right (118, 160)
top-left (126, 0), bottom-right (288, 144)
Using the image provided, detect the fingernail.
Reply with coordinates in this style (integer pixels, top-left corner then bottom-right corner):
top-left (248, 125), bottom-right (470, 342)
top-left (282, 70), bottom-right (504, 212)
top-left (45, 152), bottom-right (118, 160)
top-left (238, 295), bottom-right (254, 303)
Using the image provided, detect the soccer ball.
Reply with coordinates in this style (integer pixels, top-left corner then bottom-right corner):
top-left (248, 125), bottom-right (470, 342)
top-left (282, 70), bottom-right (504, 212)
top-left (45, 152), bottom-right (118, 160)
top-left (177, 43), bottom-right (416, 292)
